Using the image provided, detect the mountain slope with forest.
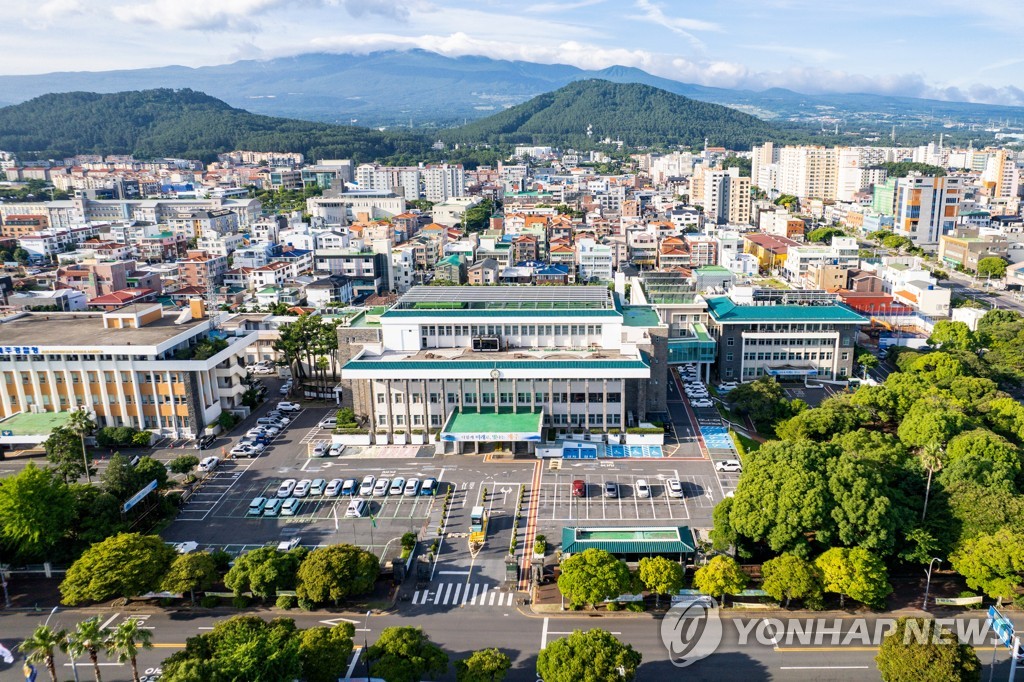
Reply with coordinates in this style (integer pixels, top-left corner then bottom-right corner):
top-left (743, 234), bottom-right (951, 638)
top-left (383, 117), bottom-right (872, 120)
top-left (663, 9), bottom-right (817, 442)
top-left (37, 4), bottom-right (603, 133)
top-left (443, 80), bottom-right (791, 149)
top-left (0, 89), bottom-right (427, 162)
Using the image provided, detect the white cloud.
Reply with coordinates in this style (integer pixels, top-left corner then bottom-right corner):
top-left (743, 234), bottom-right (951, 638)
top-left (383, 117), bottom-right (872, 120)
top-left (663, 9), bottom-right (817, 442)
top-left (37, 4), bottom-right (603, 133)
top-left (633, 0), bottom-right (719, 48)
top-left (523, 0), bottom-right (607, 13)
top-left (742, 44), bottom-right (840, 63)
top-left (111, 0), bottom-right (414, 31)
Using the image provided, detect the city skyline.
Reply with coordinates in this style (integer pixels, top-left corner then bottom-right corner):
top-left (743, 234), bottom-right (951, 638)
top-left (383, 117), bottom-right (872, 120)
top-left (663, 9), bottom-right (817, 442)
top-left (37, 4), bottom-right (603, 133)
top-left (3, 0), bottom-right (1024, 106)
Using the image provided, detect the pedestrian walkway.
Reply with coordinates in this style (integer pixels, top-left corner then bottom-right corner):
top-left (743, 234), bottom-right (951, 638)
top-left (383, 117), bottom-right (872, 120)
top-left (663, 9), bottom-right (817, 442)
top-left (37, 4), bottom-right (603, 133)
top-left (412, 582), bottom-right (516, 608)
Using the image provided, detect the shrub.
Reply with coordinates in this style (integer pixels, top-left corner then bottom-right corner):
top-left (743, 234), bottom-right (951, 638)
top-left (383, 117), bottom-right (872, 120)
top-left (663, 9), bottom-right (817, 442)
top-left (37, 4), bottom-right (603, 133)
top-left (131, 431), bottom-right (152, 447)
top-left (209, 549), bottom-right (232, 574)
top-left (232, 595), bottom-right (250, 609)
top-left (627, 603), bottom-right (645, 612)
top-left (401, 532), bottom-right (417, 551)
top-left (200, 595), bottom-right (220, 608)
top-left (276, 595), bottom-right (297, 609)
top-left (297, 597), bottom-right (316, 611)
top-left (606, 601), bottom-right (621, 611)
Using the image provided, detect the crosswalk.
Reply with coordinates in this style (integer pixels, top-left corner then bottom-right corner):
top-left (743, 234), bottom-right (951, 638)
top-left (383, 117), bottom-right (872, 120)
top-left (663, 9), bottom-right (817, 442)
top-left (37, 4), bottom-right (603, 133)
top-left (412, 582), bottom-right (517, 608)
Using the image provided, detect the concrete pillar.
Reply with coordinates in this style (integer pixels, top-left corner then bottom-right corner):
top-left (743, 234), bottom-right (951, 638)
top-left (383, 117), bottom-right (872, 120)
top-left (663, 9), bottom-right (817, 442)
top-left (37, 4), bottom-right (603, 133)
top-left (384, 379), bottom-right (394, 443)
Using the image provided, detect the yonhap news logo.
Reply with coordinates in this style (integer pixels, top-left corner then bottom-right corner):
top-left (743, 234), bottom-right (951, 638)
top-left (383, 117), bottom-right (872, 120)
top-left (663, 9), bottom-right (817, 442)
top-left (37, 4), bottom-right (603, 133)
top-left (660, 596), bottom-right (723, 667)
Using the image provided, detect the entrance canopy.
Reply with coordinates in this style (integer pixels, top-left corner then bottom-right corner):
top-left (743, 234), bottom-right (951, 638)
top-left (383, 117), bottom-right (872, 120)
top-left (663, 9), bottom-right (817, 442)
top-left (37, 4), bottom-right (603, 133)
top-left (441, 408), bottom-right (544, 443)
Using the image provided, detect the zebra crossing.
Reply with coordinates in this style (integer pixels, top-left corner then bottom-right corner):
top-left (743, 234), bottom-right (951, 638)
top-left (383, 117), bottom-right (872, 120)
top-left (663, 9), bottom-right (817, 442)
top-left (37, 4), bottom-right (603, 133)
top-left (412, 582), bottom-right (517, 608)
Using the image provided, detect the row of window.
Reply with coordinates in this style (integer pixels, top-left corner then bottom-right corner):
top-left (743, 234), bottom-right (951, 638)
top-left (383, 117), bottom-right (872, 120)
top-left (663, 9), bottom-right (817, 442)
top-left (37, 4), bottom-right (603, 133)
top-left (728, 336), bottom-right (836, 347)
top-left (9, 394), bottom-right (188, 407)
top-left (421, 324), bottom-right (603, 337)
top-left (5, 371), bottom-right (184, 385)
top-left (377, 392), bottom-right (623, 405)
top-left (740, 351), bottom-right (844, 362)
top-left (376, 413), bottom-right (623, 427)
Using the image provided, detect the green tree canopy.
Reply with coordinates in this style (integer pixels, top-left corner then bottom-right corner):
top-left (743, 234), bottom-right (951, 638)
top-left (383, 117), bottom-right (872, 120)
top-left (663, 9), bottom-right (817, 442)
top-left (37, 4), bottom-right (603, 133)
top-left (726, 376), bottom-right (794, 432)
top-left (44, 426), bottom-right (92, 484)
top-left (875, 617), bottom-right (980, 682)
top-left (0, 462), bottom-right (75, 561)
top-left (557, 548), bottom-right (632, 608)
top-left (536, 629), bottom-right (642, 682)
top-left (365, 626), bottom-right (449, 682)
top-left (298, 624), bottom-right (355, 682)
top-left (65, 616), bottom-right (113, 682)
top-left (168, 455), bottom-right (200, 478)
top-left (161, 616), bottom-right (302, 682)
top-left (105, 617), bottom-right (153, 682)
top-left (977, 256), bottom-right (1007, 278)
top-left (295, 544), bottom-right (379, 605)
top-left (161, 551), bottom-right (219, 605)
top-left (929, 320), bottom-right (979, 352)
top-left (949, 528), bottom-right (1024, 602)
top-left (455, 648), bottom-right (512, 682)
top-left (224, 545), bottom-right (307, 600)
top-left (18, 624), bottom-right (66, 682)
top-left (60, 533), bottom-right (176, 605)
top-left (637, 556), bottom-right (685, 606)
top-left (815, 547), bottom-right (892, 609)
top-left (761, 553), bottom-right (822, 608)
top-left (806, 226), bottom-right (846, 243)
top-left (692, 555), bottom-right (748, 601)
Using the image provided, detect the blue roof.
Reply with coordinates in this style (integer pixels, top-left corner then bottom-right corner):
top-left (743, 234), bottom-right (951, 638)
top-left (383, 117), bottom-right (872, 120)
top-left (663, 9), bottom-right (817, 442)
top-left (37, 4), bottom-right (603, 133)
top-left (705, 297), bottom-right (867, 323)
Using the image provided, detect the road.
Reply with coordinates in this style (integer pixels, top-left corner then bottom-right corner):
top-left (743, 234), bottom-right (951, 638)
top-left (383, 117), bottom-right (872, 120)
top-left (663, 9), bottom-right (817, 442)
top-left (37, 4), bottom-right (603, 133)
top-left (3, 605), bottom-right (1023, 681)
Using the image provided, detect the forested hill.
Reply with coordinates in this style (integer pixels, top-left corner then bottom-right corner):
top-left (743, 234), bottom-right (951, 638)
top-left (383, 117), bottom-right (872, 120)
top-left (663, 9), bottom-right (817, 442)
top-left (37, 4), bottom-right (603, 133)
top-left (0, 89), bottom-right (428, 162)
top-left (442, 79), bottom-right (793, 148)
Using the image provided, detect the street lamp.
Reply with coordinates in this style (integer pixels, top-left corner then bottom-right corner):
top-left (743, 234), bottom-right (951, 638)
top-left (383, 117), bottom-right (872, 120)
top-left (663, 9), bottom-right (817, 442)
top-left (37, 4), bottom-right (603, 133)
top-left (923, 557), bottom-right (942, 611)
top-left (42, 605), bottom-right (59, 628)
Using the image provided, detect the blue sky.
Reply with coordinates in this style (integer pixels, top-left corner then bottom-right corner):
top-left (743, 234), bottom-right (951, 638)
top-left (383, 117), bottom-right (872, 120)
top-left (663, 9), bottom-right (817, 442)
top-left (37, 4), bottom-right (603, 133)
top-left (4, 0), bottom-right (1024, 104)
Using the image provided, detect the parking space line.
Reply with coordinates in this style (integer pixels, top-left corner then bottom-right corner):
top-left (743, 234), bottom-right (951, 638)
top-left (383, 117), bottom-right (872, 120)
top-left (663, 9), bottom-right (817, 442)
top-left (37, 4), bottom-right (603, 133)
top-left (631, 476), bottom-right (640, 518)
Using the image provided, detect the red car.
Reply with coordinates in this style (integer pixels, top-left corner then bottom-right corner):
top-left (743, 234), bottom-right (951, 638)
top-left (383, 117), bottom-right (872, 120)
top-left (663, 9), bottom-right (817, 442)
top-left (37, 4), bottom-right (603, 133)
top-left (572, 480), bottom-right (586, 497)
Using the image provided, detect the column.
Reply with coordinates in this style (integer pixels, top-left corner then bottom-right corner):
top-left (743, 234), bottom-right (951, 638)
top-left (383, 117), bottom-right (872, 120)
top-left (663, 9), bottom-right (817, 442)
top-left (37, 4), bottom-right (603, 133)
top-left (421, 381), bottom-right (429, 435)
top-left (149, 371), bottom-right (160, 431)
top-left (584, 379), bottom-right (590, 432)
top-left (384, 379), bottom-right (394, 442)
top-left (403, 379), bottom-right (412, 435)
top-left (166, 371), bottom-right (178, 437)
top-left (602, 379), bottom-right (608, 434)
top-left (547, 378), bottom-right (554, 429)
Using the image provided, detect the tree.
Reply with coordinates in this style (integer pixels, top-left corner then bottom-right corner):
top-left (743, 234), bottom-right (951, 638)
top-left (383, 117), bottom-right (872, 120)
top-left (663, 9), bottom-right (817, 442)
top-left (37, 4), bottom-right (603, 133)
top-left (161, 551), bottom-right (219, 605)
top-left (692, 555), bottom-right (748, 604)
top-left (637, 556), bottom-right (685, 606)
top-left (295, 544), bottom-right (379, 605)
top-left (60, 533), bottom-right (176, 605)
top-left (298, 624), bottom-right (355, 682)
top-left (807, 226), bottom-right (845, 243)
top-left (536, 629), bottom-right (642, 682)
top-left (161, 616), bottom-right (300, 682)
top-left (168, 455), bottom-right (200, 481)
top-left (728, 440), bottom-right (832, 554)
top-left (45, 425), bottom-right (92, 484)
top-left (557, 548), bottom-right (631, 608)
top-left (977, 256), bottom-right (1007, 279)
top-left (224, 545), bottom-right (306, 599)
top-left (0, 463), bottom-right (75, 561)
top-left (726, 376), bottom-right (793, 432)
top-left (949, 528), bottom-right (1024, 604)
top-left (826, 453), bottom-right (901, 554)
top-left (928, 321), bottom-right (979, 352)
top-left (67, 409), bottom-right (97, 484)
top-left (101, 454), bottom-right (167, 503)
top-left (816, 547), bottom-right (892, 609)
top-left (19, 625), bottom-right (67, 682)
top-left (66, 617), bottom-right (113, 682)
top-left (945, 429), bottom-right (1022, 482)
top-left (13, 247), bottom-right (29, 264)
top-left (857, 352), bottom-right (879, 379)
top-left (456, 648), bottom-right (512, 682)
top-left (761, 553), bottom-right (821, 608)
top-left (366, 626), bottom-right (449, 682)
top-left (897, 395), bottom-right (971, 521)
top-left (875, 617), bottom-right (981, 682)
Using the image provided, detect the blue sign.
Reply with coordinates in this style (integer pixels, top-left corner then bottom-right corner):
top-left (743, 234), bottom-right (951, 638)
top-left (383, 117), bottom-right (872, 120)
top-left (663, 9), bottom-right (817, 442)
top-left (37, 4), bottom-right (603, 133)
top-left (1, 431), bottom-right (11, 437)
top-left (24, 662), bottom-right (37, 682)
top-left (0, 347), bottom-right (40, 355)
top-left (122, 479), bottom-right (158, 513)
top-left (988, 606), bottom-right (1015, 649)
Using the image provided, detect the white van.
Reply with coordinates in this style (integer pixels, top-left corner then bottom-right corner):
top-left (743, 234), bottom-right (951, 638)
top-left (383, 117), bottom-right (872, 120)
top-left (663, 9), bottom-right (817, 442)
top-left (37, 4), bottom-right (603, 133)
top-left (345, 498), bottom-right (368, 518)
top-left (318, 416), bottom-right (337, 430)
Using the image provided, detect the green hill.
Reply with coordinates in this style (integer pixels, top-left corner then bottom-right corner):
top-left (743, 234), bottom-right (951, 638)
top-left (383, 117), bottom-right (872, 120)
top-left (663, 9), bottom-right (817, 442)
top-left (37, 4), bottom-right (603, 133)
top-left (442, 79), bottom-right (792, 148)
top-left (0, 89), bottom-right (428, 162)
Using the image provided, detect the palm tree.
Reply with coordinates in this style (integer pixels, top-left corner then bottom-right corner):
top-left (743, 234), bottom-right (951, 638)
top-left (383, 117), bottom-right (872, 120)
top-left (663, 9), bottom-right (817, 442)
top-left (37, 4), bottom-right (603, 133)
top-left (67, 409), bottom-right (96, 484)
top-left (65, 617), bottom-right (113, 682)
top-left (19, 624), bottom-right (67, 682)
top-left (105, 618), bottom-right (152, 682)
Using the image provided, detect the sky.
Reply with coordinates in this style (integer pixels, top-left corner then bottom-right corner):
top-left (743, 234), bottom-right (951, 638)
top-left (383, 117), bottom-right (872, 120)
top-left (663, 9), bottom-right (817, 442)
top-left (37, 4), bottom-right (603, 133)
top-left (5, 0), bottom-right (1024, 105)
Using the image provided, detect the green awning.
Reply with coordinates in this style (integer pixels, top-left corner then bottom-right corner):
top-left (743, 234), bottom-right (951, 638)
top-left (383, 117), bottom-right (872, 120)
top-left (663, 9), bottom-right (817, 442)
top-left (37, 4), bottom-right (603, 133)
top-left (561, 526), bottom-right (696, 555)
top-left (441, 408), bottom-right (543, 443)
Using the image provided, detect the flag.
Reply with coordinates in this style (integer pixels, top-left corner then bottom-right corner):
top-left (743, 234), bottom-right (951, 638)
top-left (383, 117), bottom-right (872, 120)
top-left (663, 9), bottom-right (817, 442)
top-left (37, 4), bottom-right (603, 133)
top-left (0, 643), bottom-right (12, 664)
top-left (23, 662), bottom-right (37, 682)
top-left (369, 513), bottom-right (377, 528)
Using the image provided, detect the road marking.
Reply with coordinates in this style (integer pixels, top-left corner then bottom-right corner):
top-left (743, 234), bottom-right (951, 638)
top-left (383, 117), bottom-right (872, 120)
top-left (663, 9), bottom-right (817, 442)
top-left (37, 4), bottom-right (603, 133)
top-left (779, 666), bottom-right (870, 670)
top-left (541, 617), bottom-right (549, 649)
top-left (99, 613), bottom-right (119, 630)
top-left (197, 627), bottom-right (214, 630)
top-left (776, 646), bottom-right (878, 652)
top-left (319, 617), bottom-right (359, 626)
top-left (442, 583), bottom-right (454, 603)
top-left (477, 585), bottom-right (489, 605)
top-left (468, 583), bottom-right (479, 604)
top-left (346, 647), bottom-right (363, 680)
top-left (438, 570), bottom-right (471, 575)
top-left (151, 643), bottom-right (186, 648)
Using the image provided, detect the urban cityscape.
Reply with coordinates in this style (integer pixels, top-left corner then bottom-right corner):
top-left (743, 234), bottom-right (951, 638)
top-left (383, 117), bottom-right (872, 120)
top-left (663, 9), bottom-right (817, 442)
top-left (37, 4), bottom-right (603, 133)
top-left (2, 3), bottom-right (1024, 682)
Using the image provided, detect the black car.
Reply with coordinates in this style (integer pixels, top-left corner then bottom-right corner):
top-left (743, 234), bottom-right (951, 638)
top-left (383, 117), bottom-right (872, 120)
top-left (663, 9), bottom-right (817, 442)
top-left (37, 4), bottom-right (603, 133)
top-left (197, 434), bottom-right (216, 450)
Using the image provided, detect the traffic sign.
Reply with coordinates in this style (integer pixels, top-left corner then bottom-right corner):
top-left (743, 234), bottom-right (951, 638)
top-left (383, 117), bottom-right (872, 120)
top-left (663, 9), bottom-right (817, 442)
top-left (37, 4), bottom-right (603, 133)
top-left (988, 605), bottom-right (1015, 650)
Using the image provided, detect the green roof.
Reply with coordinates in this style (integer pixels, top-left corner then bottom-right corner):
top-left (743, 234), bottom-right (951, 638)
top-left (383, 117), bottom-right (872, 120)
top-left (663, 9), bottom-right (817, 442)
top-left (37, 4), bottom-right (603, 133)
top-left (705, 297), bottom-right (867, 323)
top-left (696, 265), bottom-right (731, 274)
top-left (561, 526), bottom-right (696, 555)
top-left (344, 358), bottom-right (649, 371)
top-left (0, 410), bottom-right (71, 436)
top-left (443, 408), bottom-right (543, 434)
top-left (692, 322), bottom-right (711, 341)
top-left (622, 306), bottom-right (662, 328)
top-left (382, 309), bottom-right (622, 318)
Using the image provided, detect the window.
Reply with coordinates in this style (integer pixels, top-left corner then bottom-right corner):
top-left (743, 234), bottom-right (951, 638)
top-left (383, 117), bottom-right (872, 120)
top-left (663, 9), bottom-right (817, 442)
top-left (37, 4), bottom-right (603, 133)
top-left (500, 392), bottom-right (513, 404)
top-left (447, 392), bottom-right (458, 404)
top-left (726, 352), bottom-right (733, 362)
top-left (429, 393), bottom-right (440, 404)
top-left (378, 415), bottom-right (388, 426)
top-left (395, 415), bottom-right (405, 426)
top-left (726, 337), bottom-right (734, 346)
top-left (411, 393), bottom-right (422, 404)
top-left (394, 393), bottom-right (403, 404)
top-left (377, 393), bottom-right (386, 404)
top-left (464, 393), bottom-right (477, 405)
top-left (481, 392), bottom-right (494, 405)
top-left (431, 414), bottom-right (442, 427)
top-left (413, 415), bottom-right (423, 426)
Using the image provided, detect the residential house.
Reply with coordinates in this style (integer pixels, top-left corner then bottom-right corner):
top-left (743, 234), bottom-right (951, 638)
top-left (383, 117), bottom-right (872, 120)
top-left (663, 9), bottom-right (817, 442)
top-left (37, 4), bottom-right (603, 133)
top-left (467, 257), bottom-right (500, 285)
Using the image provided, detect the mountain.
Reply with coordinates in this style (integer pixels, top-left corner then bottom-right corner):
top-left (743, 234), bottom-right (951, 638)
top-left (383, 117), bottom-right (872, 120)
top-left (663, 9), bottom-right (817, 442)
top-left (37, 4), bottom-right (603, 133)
top-left (0, 89), bottom-right (427, 162)
top-left (0, 50), bottom-right (1021, 130)
top-left (444, 80), bottom-right (790, 149)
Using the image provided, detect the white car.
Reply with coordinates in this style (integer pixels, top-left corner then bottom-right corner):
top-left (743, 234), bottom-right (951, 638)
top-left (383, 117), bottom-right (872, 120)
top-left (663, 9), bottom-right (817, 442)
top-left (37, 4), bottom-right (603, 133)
top-left (691, 399), bottom-right (714, 408)
top-left (311, 442), bottom-right (329, 457)
top-left (230, 443), bottom-right (258, 457)
top-left (277, 479), bottom-right (297, 498)
top-left (715, 460), bottom-right (743, 473)
top-left (372, 478), bottom-right (390, 497)
top-left (276, 537), bottom-right (301, 551)
top-left (358, 475), bottom-right (376, 497)
top-left (277, 401), bottom-right (301, 412)
top-left (279, 384), bottom-right (292, 395)
top-left (389, 477), bottom-right (406, 496)
top-left (717, 383), bottom-right (739, 393)
top-left (635, 479), bottom-right (651, 498)
top-left (667, 478), bottom-right (685, 498)
top-left (239, 441), bottom-right (266, 454)
top-left (265, 412), bottom-right (291, 425)
top-left (293, 479), bottom-right (312, 497)
top-left (198, 456), bottom-right (220, 472)
top-left (329, 443), bottom-right (345, 457)
top-left (251, 366), bottom-right (275, 375)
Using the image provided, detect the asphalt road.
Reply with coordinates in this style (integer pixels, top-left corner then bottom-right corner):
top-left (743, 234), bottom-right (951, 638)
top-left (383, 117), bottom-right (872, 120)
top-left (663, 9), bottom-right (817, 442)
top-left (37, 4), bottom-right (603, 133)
top-left (4, 604), bottom-right (1023, 681)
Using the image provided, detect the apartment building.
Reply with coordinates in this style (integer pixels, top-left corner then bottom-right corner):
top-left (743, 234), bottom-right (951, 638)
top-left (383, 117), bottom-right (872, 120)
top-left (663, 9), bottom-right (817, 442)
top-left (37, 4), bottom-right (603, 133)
top-left (0, 302), bottom-right (256, 437)
top-left (178, 250), bottom-right (228, 289)
top-left (690, 165), bottom-right (751, 225)
top-left (938, 230), bottom-right (1010, 273)
top-left (893, 173), bottom-right (964, 249)
top-left (782, 237), bottom-right (860, 285)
